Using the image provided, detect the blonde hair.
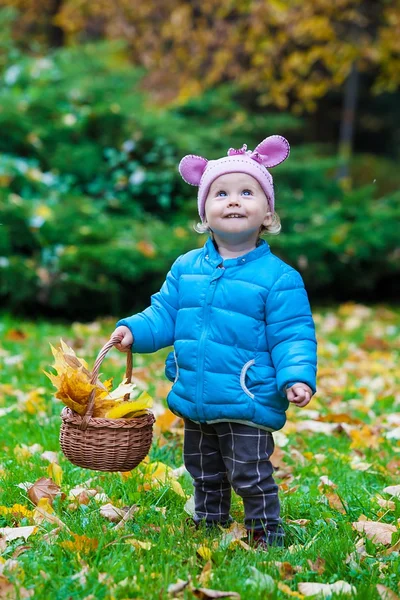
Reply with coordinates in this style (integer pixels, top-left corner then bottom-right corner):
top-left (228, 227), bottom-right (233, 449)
top-left (194, 212), bottom-right (282, 237)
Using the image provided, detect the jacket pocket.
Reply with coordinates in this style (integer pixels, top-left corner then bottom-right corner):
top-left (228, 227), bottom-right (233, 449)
top-left (165, 350), bottom-right (179, 383)
top-left (240, 359), bottom-right (256, 399)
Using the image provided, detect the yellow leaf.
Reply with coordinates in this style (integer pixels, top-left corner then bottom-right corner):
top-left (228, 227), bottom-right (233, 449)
top-left (169, 479), bottom-right (186, 498)
top-left (105, 393), bottom-right (153, 419)
top-left (0, 504), bottom-right (33, 521)
top-left (125, 538), bottom-right (152, 550)
top-left (61, 534), bottom-right (98, 553)
top-left (197, 545), bottom-right (212, 561)
top-left (21, 389), bottom-right (47, 414)
top-left (278, 582), bottom-right (305, 598)
top-left (33, 498), bottom-right (55, 524)
top-left (45, 340), bottom-right (142, 418)
top-left (142, 461), bottom-right (186, 497)
top-left (13, 445), bottom-right (33, 462)
top-left (47, 462), bottom-right (63, 486)
top-left (349, 425), bottom-right (382, 450)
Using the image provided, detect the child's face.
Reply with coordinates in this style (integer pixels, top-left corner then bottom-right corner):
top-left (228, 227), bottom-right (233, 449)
top-left (204, 173), bottom-right (272, 242)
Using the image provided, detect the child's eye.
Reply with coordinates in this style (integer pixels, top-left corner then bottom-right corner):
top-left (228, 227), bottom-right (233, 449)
top-left (242, 189), bottom-right (253, 196)
top-left (216, 190), bottom-right (227, 197)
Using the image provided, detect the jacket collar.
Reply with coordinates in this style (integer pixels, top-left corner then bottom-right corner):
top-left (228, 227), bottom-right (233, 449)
top-left (203, 236), bottom-right (271, 268)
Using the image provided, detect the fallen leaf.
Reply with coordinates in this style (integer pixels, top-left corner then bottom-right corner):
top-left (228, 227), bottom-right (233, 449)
top-left (383, 538), bottom-right (400, 555)
top-left (141, 461), bottom-right (186, 498)
top-left (383, 485), bottom-right (400, 498)
top-left (323, 491), bottom-right (347, 513)
top-left (33, 498), bottom-right (68, 529)
top-left (47, 463), bottom-right (63, 486)
top-left (192, 588), bottom-right (240, 599)
top-left (27, 477), bottom-right (60, 506)
top-left (14, 444), bottom-right (43, 462)
top-left (287, 519), bottom-right (310, 527)
top-left (184, 495), bottom-right (195, 516)
top-left (155, 409), bottom-right (182, 434)
top-left (298, 580), bottom-right (356, 597)
top-left (0, 504), bottom-right (33, 522)
top-left (99, 503), bottom-right (126, 523)
top-left (167, 578), bottom-right (191, 595)
top-left (277, 582), bottom-right (305, 598)
top-left (61, 534), bottom-right (98, 553)
top-left (114, 505), bottom-right (139, 530)
top-left (197, 546), bottom-right (213, 562)
top-left (125, 538), bottom-right (152, 551)
top-left (219, 522), bottom-right (247, 550)
top-left (0, 527), bottom-right (36, 542)
top-left (349, 425), bottom-right (381, 450)
top-left (318, 476), bottom-right (337, 489)
top-left (40, 451), bottom-right (59, 464)
top-left (68, 486), bottom-right (98, 501)
top-left (199, 561), bottom-right (212, 587)
top-left (376, 496), bottom-right (396, 511)
top-left (307, 558), bottom-right (326, 574)
top-left (352, 520), bottom-right (397, 545)
top-left (244, 566), bottom-right (275, 592)
top-left (0, 575), bottom-right (15, 599)
top-left (275, 562), bottom-right (303, 580)
top-left (377, 584), bottom-right (400, 600)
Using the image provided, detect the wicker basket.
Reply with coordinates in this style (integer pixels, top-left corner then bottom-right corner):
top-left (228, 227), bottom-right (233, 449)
top-left (60, 335), bottom-right (155, 472)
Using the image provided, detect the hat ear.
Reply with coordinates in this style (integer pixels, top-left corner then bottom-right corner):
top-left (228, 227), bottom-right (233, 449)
top-left (179, 155), bottom-right (208, 186)
top-left (254, 135), bottom-right (290, 168)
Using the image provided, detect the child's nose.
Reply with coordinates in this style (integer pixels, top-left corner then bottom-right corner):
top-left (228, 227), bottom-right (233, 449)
top-left (227, 196), bottom-right (241, 206)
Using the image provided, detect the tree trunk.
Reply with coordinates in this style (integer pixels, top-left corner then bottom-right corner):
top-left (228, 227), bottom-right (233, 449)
top-left (337, 62), bottom-right (359, 190)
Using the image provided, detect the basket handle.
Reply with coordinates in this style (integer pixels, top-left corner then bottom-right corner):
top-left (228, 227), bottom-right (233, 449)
top-left (79, 334), bottom-right (133, 431)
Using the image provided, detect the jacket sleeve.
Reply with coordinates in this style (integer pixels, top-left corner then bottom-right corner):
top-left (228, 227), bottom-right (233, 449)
top-left (265, 270), bottom-right (317, 397)
top-left (116, 256), bottom-right (182, 353)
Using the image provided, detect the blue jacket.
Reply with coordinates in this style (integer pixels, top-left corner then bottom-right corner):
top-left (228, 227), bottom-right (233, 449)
top-left (117, 237), bottom-right (317, 431)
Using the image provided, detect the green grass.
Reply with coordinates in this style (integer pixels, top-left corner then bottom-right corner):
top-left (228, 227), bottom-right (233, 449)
top-left (0, 305), bottom-right (399, 599)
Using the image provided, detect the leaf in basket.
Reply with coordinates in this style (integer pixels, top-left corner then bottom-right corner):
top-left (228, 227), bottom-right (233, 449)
top-left (103, 377), bottom-right (114, 392)
top-left (45, 341), bottom-right (110, 412)
top-left (104, 392), bottom-right (153, 419)
top-left (106, 381), bottom-right (137, 401)
top-left (27, 477), bottom-right (61, 506)
top-left (59, 339), bottom-right (91, 373)
top-left (92, 398), bottom-right (120, 418)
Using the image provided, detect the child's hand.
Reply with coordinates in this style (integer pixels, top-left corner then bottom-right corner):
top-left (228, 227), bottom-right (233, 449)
top-left (111, 326), bottom-right (133, 352)
top-left (286, 383), bottom-right (312, 408)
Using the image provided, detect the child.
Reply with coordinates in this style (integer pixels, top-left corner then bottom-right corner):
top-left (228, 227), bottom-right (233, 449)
top-left (111, 135), bottom-right (317, 549)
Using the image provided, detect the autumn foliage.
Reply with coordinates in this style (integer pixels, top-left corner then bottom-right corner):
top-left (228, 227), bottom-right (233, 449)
top-left (5, 0), bottom-right (400, 110)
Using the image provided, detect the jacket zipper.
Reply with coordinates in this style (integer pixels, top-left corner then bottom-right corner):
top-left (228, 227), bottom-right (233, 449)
top-left (195, 263), bottom-right (225, 420)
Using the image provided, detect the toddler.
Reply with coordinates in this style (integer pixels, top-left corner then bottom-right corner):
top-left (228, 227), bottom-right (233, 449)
top-left (111, 135), bottom-right (317, 549)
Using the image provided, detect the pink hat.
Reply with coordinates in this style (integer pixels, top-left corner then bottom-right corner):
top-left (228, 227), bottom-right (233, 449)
top-left (179, 135), bottom-right (290, 222)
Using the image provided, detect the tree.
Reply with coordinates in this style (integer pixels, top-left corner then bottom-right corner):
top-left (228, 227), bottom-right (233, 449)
top-left (3, 0), bottom-right (400, 179)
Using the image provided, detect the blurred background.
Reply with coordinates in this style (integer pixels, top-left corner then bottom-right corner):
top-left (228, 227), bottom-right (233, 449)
top-left (0, 1), bottom-right (399, 321)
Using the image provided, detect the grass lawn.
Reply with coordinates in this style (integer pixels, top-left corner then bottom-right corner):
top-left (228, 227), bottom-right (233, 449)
top-left (0, 304), bottom-right (399, 599)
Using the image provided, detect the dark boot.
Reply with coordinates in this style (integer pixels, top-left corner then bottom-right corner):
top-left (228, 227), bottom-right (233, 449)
top-left (247, 525), bottom-right (285, 549)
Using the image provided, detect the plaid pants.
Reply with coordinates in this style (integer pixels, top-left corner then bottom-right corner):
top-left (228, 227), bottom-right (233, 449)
top-left (183, 419), bottom-right (282, 536)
